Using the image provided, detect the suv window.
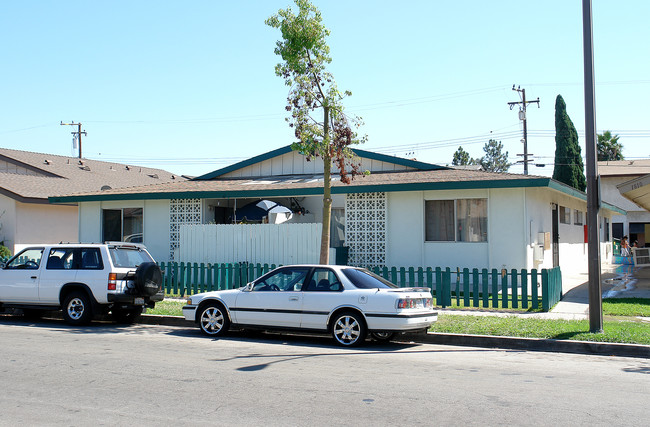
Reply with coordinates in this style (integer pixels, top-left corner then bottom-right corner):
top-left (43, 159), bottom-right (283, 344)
top-left (46, 248), bottom-right (75, 270)
top-left (5, 248), bottom-right (44, 269)
top-left (80, 248), bottom-right (103, 270)
top-left (109, 246), bottom-right (153, 268)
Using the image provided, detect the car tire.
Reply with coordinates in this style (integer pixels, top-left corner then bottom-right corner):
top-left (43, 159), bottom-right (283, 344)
top-left (198, 303), bottom-right (230, 336)
top-left (112, 306), bottom-right (143, 324)
top-left (331, 311), bottom-right (367, 346)
top-left (134, 262), bottom-right (163, 296)
top-left (371, 331), bottom-right (395, 342)
top-left (62, 291), bottom-right (93, 326)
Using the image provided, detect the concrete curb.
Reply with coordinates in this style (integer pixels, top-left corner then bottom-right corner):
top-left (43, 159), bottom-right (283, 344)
top-left (140, 314), bottom-right (650, 359)
top-left (419, 333), bottom-right (650, 359)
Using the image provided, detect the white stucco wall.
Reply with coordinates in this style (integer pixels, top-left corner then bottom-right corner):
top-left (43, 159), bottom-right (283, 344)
top-left (385, 188), bottom-right (527, 270)
top-left (384, 187), bottom-right (614, 274)
top-left (524, 188), bottom-right (615, 275)
top-left (0, 195), bottom-right (17, 251)
top-left (15, 202), bottom-right (78, 248)
top-left (142, 199), bottom-right (170, 262)
top-left (78, 201), bottom-right (101, 243)
top-left (1, 196), bottom-right (77, 254)
top-left (78, 199), bottom-right (171, 262)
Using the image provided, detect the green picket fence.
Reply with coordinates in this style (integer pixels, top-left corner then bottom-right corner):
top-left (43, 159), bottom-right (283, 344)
top-left (158, 261), bottom-right (563, 312)
top-left (158, 261), bottom-right (278, 296)
top-left (368, 266), bottom-right (562, 311)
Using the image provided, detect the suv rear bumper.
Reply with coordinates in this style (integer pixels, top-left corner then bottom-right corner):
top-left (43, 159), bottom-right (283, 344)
top-left (107, 291), bottom-right (164, 305)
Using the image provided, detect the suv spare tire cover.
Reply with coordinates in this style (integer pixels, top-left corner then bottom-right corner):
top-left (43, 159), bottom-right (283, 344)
top-left (134, 262), bottom-right (163, 296)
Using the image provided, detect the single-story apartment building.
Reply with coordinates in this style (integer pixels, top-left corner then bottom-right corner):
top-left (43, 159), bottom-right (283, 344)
top-left (0, 147), bottom-right (182, 254)
top-left (50, 146), bottom-right (624, 274)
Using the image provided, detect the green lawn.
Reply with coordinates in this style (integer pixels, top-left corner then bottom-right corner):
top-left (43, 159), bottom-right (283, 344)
top-left (430, 315), bottom-right (650, 345)
top-left (148, 297), bottom-right (650, 345)
top-left (148, 299), bottom-right (185, 316)
top-left (602, 298), bottom-right (650, 317)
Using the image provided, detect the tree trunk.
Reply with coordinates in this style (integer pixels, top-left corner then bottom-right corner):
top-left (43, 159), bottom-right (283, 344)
top-left (319, 106), bottom-right (332, 265)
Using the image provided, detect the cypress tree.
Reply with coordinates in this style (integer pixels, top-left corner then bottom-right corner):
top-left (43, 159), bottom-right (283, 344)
top-left (552, 95), bottom-right (586, 191)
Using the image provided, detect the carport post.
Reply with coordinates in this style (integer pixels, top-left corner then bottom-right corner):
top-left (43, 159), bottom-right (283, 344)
top-left (582, 0), bottom-right (603, 333)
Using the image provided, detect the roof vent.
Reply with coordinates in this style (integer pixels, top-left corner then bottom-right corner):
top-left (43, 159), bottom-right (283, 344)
top-left (78, 160), bottom-right (84, 165)
top-left (125, 165), bottom-right (130, 170)
top-left (148, 173), bottom-right (159, 179)
top-left (79, 165), bottom-right (91, 171)
top-left (44, 159), bottom-right (51, 165)
top-left (171, 175), bottom-right (175, 180)
top-left (101, 185), bottom-right (112, 191)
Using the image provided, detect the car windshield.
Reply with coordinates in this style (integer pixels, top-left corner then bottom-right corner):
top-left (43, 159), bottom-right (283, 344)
top-left (109, 246), bottom-right (153, 268)
top-left (341, 268), bottom-right (398, 289)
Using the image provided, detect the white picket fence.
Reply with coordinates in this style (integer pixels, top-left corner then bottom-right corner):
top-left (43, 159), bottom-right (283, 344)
top-left (179, 223), bottom-right (322, 265)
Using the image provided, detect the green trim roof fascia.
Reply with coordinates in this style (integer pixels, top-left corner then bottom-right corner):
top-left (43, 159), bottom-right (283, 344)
top-left (193, 146), bottom-right (294, 180)
top-left (192, 145), bottom-right (446, 181)
top-left (348, 148), bottom-right (447, 171)
top-left (547, 179), bottom-right (626, 215)
top-left (49, 177), bottom-right (554, 203)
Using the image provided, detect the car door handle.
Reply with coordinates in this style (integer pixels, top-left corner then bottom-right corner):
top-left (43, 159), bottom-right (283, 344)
top-left (31, 276), bottom-right (38, 279)
top-left (289, 296), bottom-right (299, 301)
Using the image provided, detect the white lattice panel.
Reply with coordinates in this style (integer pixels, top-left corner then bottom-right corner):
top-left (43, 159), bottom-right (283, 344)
top-left (345, 192), bottom-right (386, 268)
top-left (169, 198), bottom-right (202, 260)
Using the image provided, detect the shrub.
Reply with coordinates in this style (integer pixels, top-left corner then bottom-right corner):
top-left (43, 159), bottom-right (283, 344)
top-left (0, 245), bottom-right (11, 260)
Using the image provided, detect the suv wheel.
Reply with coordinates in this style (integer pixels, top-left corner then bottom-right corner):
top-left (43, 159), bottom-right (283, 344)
top-left (62, 291), bottom-right (93, 326)
top-left (112, 306), bottom-right (143, 324)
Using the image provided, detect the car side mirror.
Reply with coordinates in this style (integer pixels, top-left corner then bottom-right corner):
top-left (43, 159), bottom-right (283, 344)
top-left (0, 262), bottom-right (5, 269)
top-left (243, 282), bottom-right (253, 292)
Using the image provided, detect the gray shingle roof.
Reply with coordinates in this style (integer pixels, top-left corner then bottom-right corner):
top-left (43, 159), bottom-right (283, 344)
top-left (0, 147), bottom-right (184, 202)
top-left (49, 168), bottom-right (550, 202)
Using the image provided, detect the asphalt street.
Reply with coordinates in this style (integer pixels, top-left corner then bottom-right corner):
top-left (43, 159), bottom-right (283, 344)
top-left (0, 318), bottom-right (648, 426)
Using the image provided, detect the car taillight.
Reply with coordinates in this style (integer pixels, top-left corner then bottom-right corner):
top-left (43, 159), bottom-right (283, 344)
top-left (108, 273), bottom-right (117, 290)
top-left (396, 298), bottom-right (433, 309)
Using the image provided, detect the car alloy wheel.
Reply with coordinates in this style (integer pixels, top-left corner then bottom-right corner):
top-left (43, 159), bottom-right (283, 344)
top-left (199, 304), bottom-right (230, 336)
top-left (332, 312), bottom-right (366, 346)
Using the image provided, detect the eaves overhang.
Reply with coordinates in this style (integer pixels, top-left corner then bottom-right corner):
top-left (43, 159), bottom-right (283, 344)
top-left (51, 177), bottom-right (556, 203)
top-left (617, 173), bottom-right (650, 212)
top-left (547, 179), bottom-right (627, 215)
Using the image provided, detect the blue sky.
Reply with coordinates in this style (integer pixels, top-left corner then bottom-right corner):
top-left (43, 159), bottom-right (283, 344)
top-left (2, 1), bottom-right (649, 177)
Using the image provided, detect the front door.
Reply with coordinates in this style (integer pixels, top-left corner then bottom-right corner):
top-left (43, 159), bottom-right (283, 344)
top-left (552, 204), bottom-right (559, 267)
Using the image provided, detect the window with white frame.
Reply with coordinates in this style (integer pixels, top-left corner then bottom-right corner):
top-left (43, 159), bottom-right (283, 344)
top-left (574, 209), bottom-right (584, 225)
top-left (425, 199), bottom-right (487, 242)
top-left (559, 206), bottom-right (571, 224)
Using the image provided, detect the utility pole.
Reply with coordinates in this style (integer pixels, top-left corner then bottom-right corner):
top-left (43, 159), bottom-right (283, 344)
top-left (60, 121), bottom-right (87, 159)
top-left (508, 86), bottom-right (540, 175)
top-left (582, 0), bottom-right (603, 333)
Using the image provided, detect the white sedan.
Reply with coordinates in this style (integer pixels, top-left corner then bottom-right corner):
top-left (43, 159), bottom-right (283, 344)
top-left (183, 265), bottom-right (437, 346)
